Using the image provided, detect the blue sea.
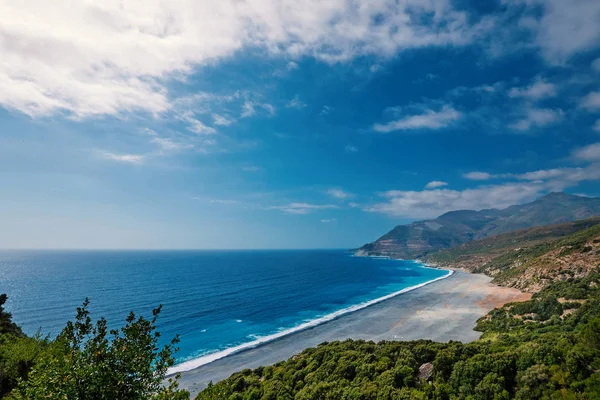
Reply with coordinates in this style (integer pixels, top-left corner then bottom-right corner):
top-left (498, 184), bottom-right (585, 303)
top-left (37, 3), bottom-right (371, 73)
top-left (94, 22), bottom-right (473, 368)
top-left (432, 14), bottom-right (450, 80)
top-left (0, 250), bottom-right (449, 371)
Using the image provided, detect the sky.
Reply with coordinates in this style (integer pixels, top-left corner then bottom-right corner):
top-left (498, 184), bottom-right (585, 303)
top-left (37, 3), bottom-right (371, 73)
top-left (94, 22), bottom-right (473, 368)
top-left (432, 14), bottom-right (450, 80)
top-left (1, 0), bottom-right (600, 249)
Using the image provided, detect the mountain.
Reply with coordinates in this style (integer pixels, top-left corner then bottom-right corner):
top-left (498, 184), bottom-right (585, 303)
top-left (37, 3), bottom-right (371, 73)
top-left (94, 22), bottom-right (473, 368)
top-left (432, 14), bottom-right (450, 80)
top-left (424, 217), bottom-right (600, 292)
top-left (357, 192), bottom-right (600, 259)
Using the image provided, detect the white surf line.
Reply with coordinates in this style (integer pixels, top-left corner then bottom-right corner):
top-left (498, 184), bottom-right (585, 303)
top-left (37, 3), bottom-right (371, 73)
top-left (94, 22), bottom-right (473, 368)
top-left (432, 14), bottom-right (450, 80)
top-left (168, 267), bottom-right (454, 375)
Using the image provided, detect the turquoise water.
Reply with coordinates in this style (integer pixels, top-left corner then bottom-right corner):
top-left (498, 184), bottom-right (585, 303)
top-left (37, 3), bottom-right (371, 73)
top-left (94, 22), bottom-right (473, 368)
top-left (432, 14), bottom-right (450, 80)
top-left (0, 250), bottom-right (448, 370)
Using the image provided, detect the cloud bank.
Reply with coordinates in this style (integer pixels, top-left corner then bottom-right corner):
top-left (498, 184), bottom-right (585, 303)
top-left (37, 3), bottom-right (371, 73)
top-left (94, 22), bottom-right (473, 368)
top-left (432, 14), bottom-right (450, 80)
top-left (0, 0), bottom-right (488, 119)
top-left (367, 142), bottom-right (600, 218)
top-left (373, 105), bottom-right (461, 132)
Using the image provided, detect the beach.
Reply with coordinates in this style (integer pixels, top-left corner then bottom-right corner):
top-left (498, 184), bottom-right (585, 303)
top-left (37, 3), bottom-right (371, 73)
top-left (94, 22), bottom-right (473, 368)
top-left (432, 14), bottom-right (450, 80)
top-left (176, 271), bottom-right (530, 397)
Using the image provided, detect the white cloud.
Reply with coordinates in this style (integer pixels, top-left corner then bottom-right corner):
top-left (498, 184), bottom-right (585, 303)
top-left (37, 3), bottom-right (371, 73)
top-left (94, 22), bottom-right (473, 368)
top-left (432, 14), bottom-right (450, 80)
top-left (207, 199), bottom-right (240, 205)
top-left (510, 107), bottom-right (563, 131)
top-left (319, 106), bottom-right (333, 115)
top-left (150, 137), bottom-right (192, 152)
top-left (425, 181), bottom-right (448, 189)
top-left (241, 101), bottom-right (256, 118)
top-left (448, 82), bottom-right (504, 97)
top-left (102, 152), bottom-right (144, 164)
top-left (174, 91), bottom-right (242, 110)
top-left (320, 218), bottom-right (336, 223)
top-left (366, 183), bottom-right (546, 219)
top-left (262, 103), bottom-right (276, 116)
top-left (180, 114), bottom-right (216, 135)
top-left (413, 73), bottom-right (440, 84)
top-left (144, 128), bottom-right (196, 153)
top-left (373, 105), bottom-right (461, 132)
top-left (368, 148), bottom-right (600, 219)
top-left (594, 120), bottom-right (600, 132)
top-left (506, 0), bottom-right (600, 63)
top-left (515, 168), bottom-right (576, 181)
top-left (573, 142), bottom-right (600, 162)
top-left (286, 95), bottom-right (307, 110)
top-left (345, 145), bottom-right (358, 153)
top-left (268, 203), bottom-right (338, 215)
top-left (513, 167), bottom-right (600, 192)
top-left (327, 188), bottom-right (354, 200)
top-left (593, 58), bottom-right (600, 71)
top-left (212, 114), bottom-right (235, 126)
top-left (0, 0), bottom-right (488, 119)
top-left (240, 101), bottom-right (275, 118)
top-left (461, 165), bottom-right (600, 190)
top-left (287, 61), bottom-right (299, 70)
top-left (508, 79), bottom-right (557, 100)
top-left (580, 92), bottom-right (600, 110)
top-left (144, 126), bottom-right (219, 155)
top-left (366, 165), bottom-right (600, 219)
top-left (3, 0), bottom-right (598, 120)
top-left (463, 172), bottom-right (493, 180)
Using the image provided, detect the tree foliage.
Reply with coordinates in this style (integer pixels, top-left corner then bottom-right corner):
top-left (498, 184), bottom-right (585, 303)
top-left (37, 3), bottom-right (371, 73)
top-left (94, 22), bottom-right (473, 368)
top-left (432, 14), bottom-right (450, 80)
top-left (0, 295), bottom-right (23, 338)
top-left (0, 297), bottom-right (188, 399)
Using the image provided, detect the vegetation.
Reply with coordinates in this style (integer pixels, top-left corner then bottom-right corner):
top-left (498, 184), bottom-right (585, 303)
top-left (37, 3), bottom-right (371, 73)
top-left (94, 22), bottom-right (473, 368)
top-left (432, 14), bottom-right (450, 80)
top-left (0, 294), bottom-right (42, 397)
top-left (426, 217), bottom-right (600, 266)
top-left (0, 297), bottom-right (188, 399)
top-left (196, 273), bottom-right (600, 399)
top-left (426, 218), bottom-right (600, 292)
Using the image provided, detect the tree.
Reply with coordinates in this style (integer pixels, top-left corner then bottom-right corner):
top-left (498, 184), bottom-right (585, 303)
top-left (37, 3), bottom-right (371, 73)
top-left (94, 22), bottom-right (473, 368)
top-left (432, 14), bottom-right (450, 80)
top-left (0, 334), bottom-right (46, 397)
top-left (0, 295), bottom-right (23, 337)
top-left (0, 294), bottom-right (43, 397)
top-left (580, 318), bottom-right (600, 350)
top-left (474, 373), bottom-right (510, 400)
top-left (10, 299), bottom-right (189, 399)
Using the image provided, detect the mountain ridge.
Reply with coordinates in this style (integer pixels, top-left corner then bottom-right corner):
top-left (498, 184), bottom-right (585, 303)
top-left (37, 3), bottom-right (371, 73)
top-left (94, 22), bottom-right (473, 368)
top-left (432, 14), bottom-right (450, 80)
top-left (357, 192), bottom-right (600, 259)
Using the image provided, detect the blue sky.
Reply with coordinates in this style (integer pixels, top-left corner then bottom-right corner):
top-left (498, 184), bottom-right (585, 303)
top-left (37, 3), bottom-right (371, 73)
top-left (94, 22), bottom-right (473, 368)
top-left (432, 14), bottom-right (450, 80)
top-left (1, 0), bottom-right (600, 249)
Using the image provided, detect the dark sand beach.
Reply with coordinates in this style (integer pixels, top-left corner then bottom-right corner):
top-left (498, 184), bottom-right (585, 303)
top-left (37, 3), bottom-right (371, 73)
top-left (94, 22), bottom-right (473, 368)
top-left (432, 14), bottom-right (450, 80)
top-left (176, 271), bottom-right (530, 397)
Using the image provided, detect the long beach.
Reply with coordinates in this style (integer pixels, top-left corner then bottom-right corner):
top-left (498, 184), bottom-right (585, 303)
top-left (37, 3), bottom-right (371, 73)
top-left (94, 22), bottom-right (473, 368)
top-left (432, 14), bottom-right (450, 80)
top-left (176, 271), bottom-right (530, 397)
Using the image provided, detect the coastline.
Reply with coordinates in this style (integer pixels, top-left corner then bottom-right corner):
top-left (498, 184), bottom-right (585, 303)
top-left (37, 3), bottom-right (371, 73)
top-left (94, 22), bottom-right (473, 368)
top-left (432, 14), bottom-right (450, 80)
top-left (176, 271), bottom-right (529, 397)
top-left (168, 264), bottom-right (453, 375)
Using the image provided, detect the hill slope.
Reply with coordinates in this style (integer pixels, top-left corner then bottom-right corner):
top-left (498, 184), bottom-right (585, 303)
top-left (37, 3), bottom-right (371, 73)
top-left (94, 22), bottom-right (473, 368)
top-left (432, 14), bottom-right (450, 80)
top-left (425, 217), bottom-right (600, 292)
top-left (357, 192), bottom-right (600, 259)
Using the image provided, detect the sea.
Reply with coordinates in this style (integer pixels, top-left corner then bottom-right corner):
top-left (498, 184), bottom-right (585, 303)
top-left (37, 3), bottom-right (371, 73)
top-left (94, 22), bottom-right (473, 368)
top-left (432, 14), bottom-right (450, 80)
top-left (0, 249), bottom-right (449, 372)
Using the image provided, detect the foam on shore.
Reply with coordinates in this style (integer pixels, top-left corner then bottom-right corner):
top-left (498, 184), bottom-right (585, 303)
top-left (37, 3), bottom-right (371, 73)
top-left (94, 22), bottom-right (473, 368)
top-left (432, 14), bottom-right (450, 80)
top-left (168, 267), bottom-right (453, 375)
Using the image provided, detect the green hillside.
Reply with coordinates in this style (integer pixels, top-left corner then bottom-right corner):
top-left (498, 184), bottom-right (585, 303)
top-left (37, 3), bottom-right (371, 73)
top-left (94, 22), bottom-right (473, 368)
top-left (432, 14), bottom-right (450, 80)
top-left (425, 217), bottom-right (600, 265)
top-left (426, 218), bottom-right (600, 292)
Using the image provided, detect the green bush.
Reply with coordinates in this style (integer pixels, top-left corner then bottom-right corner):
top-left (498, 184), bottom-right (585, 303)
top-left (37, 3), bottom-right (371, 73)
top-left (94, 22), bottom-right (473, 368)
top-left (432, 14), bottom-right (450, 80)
top-left (0, 297), bottom-right (189, 399)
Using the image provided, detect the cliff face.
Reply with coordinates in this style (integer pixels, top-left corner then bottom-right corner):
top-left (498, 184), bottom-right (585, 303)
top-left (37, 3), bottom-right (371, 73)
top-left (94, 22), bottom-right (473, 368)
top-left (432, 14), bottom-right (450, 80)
top-left (358, 193), bottom-right (600, 259)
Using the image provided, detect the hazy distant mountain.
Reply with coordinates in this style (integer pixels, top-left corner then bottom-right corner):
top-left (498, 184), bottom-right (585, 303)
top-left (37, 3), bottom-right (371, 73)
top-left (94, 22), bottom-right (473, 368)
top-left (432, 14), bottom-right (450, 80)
top-left (357, 192), bottom-right (600, 258)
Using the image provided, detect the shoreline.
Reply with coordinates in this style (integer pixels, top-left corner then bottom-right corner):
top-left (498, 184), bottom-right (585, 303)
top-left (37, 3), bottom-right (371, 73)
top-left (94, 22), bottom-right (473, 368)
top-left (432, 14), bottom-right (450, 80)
top-left (176, 271), bottom-right (529, 397)
top-left (168, 264), bottom-right (453, 375)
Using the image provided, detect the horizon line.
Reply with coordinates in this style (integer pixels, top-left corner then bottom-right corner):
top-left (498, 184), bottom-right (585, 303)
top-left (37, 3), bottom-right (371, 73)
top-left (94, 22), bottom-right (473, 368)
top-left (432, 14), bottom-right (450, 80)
top-left (0, 247), bottom-right (356, 252)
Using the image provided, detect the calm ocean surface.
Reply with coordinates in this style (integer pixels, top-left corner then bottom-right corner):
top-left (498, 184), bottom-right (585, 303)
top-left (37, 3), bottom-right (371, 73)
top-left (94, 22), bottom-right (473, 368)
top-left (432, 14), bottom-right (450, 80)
top-left (0, 250), bottom-right (447, 369)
